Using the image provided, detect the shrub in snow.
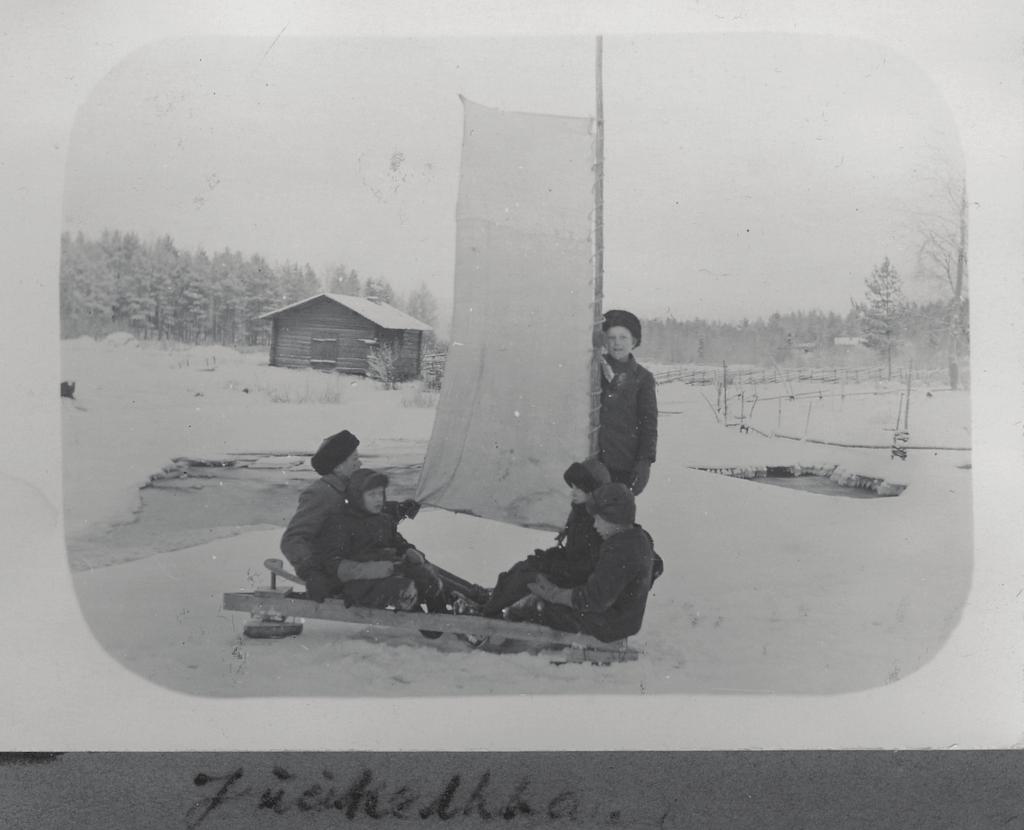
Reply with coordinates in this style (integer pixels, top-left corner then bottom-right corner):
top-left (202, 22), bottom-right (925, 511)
top-left (367, 343), bottom-right (400, 390)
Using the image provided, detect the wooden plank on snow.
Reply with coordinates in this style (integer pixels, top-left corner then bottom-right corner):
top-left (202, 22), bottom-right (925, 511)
top-left (222, 590), bottom-right (635, 655)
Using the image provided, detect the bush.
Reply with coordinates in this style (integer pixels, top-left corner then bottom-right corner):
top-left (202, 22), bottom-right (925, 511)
top-left (367, 343), bottom-right (400, 390)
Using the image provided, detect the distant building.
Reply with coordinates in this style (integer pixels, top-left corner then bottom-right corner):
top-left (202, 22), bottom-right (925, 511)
top-left (260, 293), bottom-right (432, 379)
top-left (834, 336), bottom-right (867, 347)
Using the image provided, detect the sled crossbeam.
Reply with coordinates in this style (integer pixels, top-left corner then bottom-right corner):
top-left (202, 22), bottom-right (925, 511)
top-left (223, 590), bottom-right (637, 660)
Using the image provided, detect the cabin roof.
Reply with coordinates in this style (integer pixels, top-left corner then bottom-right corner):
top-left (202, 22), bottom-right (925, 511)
top-left (259, 293), bottom-right (433, 331)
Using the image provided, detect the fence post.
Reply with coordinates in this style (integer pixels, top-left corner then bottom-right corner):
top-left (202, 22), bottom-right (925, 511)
top-left (905, 361), bottom-right (912, 432)
top-left (723, 361), bottom-right (728, 423)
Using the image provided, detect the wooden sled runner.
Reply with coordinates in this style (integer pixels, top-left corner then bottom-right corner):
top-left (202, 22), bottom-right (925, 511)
top-left (223, 559), bottom-right (640, 665)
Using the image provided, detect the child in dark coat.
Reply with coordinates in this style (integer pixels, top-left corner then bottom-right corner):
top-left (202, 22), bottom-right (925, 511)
top-left (599, 309), bottom-right (658, 495)
top-left (480, 458), bottom-right (610, 617)
top-left (280, 429), bottom-right (363, 602)
top-left (332, 469), bottom-right (449, 613)
top-left (521, 483), bottom-right (656, 643)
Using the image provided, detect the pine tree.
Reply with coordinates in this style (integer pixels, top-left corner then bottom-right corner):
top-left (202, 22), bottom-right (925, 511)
top-left (363, 276), bottom-right (396, 305)
top-left (300, 263), bottom-right (320, 298)
top-left (328, 264), bottom-right (361, 295)
top-left (856, 257), bottom-right (907, 380)
top-left (404, 281), bottom-right (440, 350)
top-left (240, 254), bottom-right (278, 344)
top-left (277, 261), bottom-right (317, 306)
top-left (404, 282), bottom-right (438, 327)
top-left (210, 247), bottom-right (245, 344)
top-left (60, 231), bottom-right (114, 337)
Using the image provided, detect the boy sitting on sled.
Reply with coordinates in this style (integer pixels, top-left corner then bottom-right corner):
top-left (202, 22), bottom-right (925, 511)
top-left (514, 482), bottom-right (657, 643)
top-left (280, 428), bottom-right (363, 602)
top-left (480, 457), bottom-right (610, 617)
top-left (331, 468), bottom-right (486, 620)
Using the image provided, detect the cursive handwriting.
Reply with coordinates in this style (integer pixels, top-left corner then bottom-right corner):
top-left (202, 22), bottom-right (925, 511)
top-left (188, 765), bottom-right (588, 826)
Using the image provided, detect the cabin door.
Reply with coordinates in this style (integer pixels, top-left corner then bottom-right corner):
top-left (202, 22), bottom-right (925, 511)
top-left (309, 333), bottom-right (339, 369)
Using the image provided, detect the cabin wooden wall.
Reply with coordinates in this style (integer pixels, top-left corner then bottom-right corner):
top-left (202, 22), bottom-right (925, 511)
top-left (269, 297), bottom-right (379, 373)
top-left (390, 329), bottom-right (423, 379)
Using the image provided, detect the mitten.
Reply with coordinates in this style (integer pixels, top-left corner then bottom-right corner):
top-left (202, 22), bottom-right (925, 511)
top-left (336, 559), bottom-right (395, 582)
top-left (527, 575), bottom-right (573, 607)
top-left (631, 459), bottom-right (652, 495)
top-left (402, 548), bottom-right (426, 565)
top-left (302, 570), bottom-right (336, 603)
top-left (398, 499), bottom-right (421, 520)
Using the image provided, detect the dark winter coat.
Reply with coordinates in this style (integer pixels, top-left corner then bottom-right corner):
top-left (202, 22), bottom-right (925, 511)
top-left (332, 473), bottom-right (415, 577)
top-left (568, 524), bottom-right (654, 641)
top-left (598, 354), bottom-right (658, 475)
top-left (331, 472), bottom-right (452, 610)
top-left (279, 472), bottom-right (352, 578)
top-left (482, 504), bottom-right (604, 616)
top-left (535, 503), bottom-right (604, 584)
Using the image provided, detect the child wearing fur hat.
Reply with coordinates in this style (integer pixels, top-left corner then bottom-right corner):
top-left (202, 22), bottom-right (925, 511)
top-left (280, 429), bottom-right (363, 602)
top-left (479, 458), bottom-right (611, 618)
top-left (518, 482), bottom-right (657, 643)
top-left (599, 309), bottom-right (658, 496)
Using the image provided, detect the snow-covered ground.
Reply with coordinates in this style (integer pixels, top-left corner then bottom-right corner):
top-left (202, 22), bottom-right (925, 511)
top-left (62, 336), bottom-right (973, 697)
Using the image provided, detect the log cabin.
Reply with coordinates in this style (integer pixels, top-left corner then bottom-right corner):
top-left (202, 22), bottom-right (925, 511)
top-left (260, 293), bottom-right (432, 379)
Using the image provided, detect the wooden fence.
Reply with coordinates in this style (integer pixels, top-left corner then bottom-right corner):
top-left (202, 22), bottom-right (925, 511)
top-left (421, 354), bottom-right (954, 392)
top-left (421, 352), bottom-right (446, 390)
top-left (652, 365), bottom-right (951, 387)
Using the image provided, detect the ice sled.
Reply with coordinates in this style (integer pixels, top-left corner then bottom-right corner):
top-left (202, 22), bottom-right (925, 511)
top-left (222, 559), bottom-right (640, 665)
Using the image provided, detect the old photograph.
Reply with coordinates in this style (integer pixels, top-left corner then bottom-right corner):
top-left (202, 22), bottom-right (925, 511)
top-left (55, 31), bottom-right (979, 700)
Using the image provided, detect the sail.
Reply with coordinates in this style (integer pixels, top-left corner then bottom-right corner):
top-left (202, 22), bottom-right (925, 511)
top-left (415, 97), bottom-right (597, 530)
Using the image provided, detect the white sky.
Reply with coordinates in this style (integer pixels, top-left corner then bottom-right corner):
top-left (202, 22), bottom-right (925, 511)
top-left (63, 34), bottom-right (964, 323)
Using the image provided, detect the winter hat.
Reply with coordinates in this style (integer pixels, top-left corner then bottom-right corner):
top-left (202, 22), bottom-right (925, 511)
top-left (563, 457), bottom-right (612, 494)
top-left (346, 468), bottom-right (389, 504)
top-left (602, 309), bottom-right (642, 347)
top-left (586, 482), bottom-right (636, 526)
top-left (310, 429), bottom-right (359, 476)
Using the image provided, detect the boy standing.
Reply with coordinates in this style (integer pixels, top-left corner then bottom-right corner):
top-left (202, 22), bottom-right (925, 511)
top-left (522, 483), bottom-right (656, 643)
top-left (599, 309), bottom-right (658, 495)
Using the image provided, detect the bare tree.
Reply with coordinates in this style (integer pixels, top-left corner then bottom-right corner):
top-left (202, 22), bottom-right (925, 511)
top-left (914, 174), bottom-right (968, 389)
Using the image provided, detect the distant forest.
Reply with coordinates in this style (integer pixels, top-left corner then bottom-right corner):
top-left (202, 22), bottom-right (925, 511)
top-left (59, 229), bottom-right (439, 347)
top-left (60, 229), bottom-right (965, 371)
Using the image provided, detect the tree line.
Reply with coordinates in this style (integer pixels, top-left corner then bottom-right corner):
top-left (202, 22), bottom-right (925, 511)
top-left (61, 230), bottom-right (967, 386)
top-left (638, 168), bottom-right (970, 388)
top-left (59, 229), bottom-right (440, 346)
top-left (638, 258), bottom-right (968, 383)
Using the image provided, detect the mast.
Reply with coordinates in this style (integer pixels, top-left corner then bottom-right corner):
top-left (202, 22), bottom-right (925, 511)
top-left (589, 34), bottom-right (605, 457)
